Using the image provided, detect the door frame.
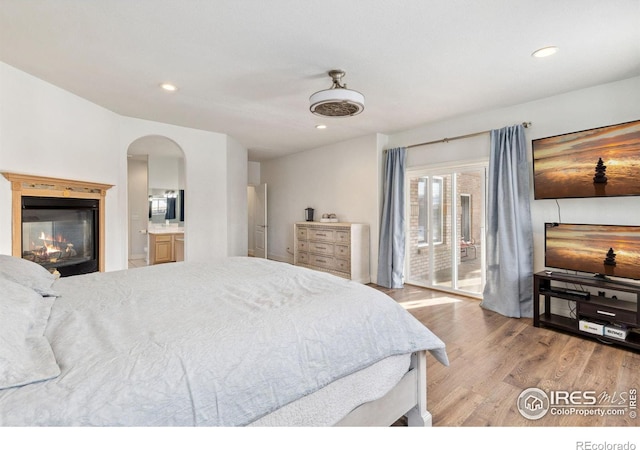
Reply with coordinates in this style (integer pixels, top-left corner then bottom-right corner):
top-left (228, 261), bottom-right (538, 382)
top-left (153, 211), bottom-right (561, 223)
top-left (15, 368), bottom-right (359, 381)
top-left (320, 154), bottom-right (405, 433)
top-left (254, 183), bottom-right (268, 258)
top-left (404, 160), bottom-right (487, 298)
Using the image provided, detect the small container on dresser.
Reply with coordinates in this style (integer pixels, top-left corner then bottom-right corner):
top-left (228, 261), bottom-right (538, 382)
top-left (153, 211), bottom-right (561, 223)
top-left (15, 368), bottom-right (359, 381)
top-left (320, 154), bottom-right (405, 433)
top-left (294, 222), bottom-right (370, 284)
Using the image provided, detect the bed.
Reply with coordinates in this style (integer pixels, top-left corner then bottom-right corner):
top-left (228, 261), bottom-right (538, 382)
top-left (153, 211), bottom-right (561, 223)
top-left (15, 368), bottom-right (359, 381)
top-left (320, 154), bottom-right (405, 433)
top-left (0, 255), bottom-right (448, 426)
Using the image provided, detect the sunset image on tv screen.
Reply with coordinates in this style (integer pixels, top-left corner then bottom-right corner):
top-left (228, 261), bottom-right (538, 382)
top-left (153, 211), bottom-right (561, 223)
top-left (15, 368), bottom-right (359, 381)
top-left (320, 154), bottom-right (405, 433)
top-left (533, 120), bottom-right (640, 199)
top-left (545, 224), bottom-right (640, 280)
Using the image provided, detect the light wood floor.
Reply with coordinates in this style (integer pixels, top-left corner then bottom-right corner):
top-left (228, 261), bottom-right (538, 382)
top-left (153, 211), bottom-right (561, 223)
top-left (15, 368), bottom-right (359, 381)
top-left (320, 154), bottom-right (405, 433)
top-left (373, 283), bottom-right (640, 427)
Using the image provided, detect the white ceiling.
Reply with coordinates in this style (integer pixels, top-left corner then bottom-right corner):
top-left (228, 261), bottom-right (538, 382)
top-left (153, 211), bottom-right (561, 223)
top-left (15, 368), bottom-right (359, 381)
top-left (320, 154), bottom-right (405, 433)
top-left (1, 1), bottom-right (639, 162)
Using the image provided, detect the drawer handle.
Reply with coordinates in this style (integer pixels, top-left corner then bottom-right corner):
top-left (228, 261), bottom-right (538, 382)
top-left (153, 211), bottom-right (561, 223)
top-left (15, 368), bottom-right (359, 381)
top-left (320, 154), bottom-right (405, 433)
top-left (316, 233), bottom-right (327, 237)
top-left (317, 259), bottom-right (327, 263)
top-left (316, 246), bottom-right (326, 250)
top-left (596, 310), bottom-right (616, 317)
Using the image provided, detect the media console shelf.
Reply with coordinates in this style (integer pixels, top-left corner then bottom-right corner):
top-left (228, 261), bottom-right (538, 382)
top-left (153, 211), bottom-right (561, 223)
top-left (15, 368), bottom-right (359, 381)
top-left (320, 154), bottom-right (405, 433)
top-left (534, 271), bottom-right (640, 351)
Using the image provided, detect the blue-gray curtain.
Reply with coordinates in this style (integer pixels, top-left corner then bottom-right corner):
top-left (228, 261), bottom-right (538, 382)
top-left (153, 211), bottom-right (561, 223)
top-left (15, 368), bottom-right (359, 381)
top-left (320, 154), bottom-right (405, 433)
top-left (377, 147), bottom-right (407, 288)
top-left (165, 197), bottom-right (176, 220)
top-left (179, 190), bottom-right (185, 222)
top-left (481, 124), bottom-right (533, 317)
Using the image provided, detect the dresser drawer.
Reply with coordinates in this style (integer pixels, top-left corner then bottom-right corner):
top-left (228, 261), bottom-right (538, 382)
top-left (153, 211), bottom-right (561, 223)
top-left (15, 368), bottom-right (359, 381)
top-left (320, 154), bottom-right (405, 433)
top-left (309, 241), bottom-right (334, 255)
top-left (578, 302), bottom-right (637, 325)
top-left (293, 222), bottom-right (370, 284)
top-left (297, 251), bottom-right (309, 264)
top-left (335, 230), bottom-right (350, 243)
top-left (297, 226), bottom-right (308, 240)
top-left (335, 258), bottom-right (351, 273)
top-left (309, 228), bottom-right (335, 242)
top-left (310, 254), bottom-right (335, 270)
top-left (335, 244), bottom-right (350, 258)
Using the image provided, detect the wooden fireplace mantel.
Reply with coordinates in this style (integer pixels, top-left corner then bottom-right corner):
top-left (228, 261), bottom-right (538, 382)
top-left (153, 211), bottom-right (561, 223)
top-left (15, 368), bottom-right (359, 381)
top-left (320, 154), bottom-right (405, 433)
top-left (2, 172), bottom-right (113, 272)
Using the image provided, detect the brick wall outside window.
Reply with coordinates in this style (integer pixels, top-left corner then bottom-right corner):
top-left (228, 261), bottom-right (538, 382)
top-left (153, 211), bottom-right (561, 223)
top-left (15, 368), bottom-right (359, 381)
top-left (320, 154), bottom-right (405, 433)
top-left (408, 172), bottom-right (482, 282)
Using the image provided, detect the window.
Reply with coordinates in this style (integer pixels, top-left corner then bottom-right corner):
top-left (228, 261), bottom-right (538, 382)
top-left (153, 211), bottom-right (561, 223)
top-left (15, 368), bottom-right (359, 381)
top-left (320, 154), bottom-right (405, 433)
top-left (150, 197), bottom-right (167, 215)
top-left (460, 194), bottom-right (471, 241)
top-left (417, 178), bottom-right (426, 243)
top-left (417, 176), bottom-right (444, 245)
top-left (432, 177), bottom-right (443, 244)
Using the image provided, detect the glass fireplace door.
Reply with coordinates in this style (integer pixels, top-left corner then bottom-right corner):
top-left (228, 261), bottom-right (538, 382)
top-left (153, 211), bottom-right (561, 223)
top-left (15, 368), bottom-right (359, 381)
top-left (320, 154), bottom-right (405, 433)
top-left (21, 197), bottom-right (99, 276)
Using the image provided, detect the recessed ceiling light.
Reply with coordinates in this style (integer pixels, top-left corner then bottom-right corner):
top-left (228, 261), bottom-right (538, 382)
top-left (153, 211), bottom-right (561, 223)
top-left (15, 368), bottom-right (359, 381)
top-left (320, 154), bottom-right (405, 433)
top-left (532, 46), bottom-right (558, 58)
top-left (160, 83), bottom-right (178, 92)
top-left (315, 124), bottom-right (327, 129)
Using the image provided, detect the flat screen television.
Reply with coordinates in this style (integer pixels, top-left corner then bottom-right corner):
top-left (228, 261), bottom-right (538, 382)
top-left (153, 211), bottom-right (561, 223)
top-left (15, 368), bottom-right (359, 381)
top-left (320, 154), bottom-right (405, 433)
top-left (532, 120), bottom-right (640, 199)
top-left (545, 223), bottom-right (640, 282)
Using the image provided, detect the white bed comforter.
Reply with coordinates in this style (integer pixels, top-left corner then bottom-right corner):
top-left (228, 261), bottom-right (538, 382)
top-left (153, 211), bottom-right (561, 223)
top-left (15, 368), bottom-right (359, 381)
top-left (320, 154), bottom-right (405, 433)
top-left (0, 257), bottom-right (447, 426)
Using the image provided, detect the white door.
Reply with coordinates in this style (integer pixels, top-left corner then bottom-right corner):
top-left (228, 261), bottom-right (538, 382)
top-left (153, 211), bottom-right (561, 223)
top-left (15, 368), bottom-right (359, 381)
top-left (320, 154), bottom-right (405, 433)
top-left (406, 164), bottom-right (486, 297)
top-left (254, 183), bottom-right (268, 258)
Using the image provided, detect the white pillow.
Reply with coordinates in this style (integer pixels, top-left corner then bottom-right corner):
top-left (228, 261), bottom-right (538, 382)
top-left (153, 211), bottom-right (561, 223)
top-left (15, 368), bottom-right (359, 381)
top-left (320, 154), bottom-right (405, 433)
top-left (0, 254), bottom-right (58, 297)
top-left (0, 276), bottom-right (60, 390)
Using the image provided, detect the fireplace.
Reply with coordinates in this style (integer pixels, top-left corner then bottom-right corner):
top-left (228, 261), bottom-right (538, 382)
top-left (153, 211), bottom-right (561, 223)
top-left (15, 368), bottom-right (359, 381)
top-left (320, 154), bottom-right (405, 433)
top-left (21, 196), bottom-right (99, 276)
top-left (3, 172), bottom-right (113, 275)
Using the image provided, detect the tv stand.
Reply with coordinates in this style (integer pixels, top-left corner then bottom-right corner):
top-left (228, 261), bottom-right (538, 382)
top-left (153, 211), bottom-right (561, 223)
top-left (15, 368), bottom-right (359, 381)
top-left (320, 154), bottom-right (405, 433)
top-left (544, 270), bottom-right (640, 289)
top-left (534, 271), bottom-right (640, 351)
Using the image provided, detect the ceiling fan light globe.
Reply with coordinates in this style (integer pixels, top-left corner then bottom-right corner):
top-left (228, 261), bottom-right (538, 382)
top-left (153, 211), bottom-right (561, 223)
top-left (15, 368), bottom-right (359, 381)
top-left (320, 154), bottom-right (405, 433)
top-left (309, 88), bottom-right (365, 117)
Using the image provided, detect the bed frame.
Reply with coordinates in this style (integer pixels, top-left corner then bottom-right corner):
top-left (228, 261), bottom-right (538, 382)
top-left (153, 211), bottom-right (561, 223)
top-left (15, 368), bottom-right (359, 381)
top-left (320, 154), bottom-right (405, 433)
top-left (335, 350), bottom-right (431, 427)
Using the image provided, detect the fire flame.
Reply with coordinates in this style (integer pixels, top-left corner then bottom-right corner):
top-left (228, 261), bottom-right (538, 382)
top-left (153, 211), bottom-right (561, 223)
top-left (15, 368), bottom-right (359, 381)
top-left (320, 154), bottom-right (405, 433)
top-left (23, 231), bottom-right (76, 264)
top-left (38, 231), bottom-right (68, 253)
top-left (32, 232), bottom-right (77, 262)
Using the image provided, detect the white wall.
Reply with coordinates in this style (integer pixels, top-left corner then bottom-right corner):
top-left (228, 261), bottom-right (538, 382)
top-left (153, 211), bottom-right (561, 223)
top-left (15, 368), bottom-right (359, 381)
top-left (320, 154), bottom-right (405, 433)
top-left (226, 137), bottom-right (248, 257)
top-left (261, 133), bottom-right (384, 281)
top-left (246, 161), bottom-right (262, 256)
top-left (247, 161), bottom-right (260, 187)
top-left (0, 62), bottom-right (248, 270)
top-left (262, 76), bottom-right (640, 285)
top-left (389, 76), bottom-right (640, 273)
top-left (127, 158), bottom-right (148, 259)
top-left (117, 117), bottom-right (248, 266)
top-left (4, 56), bottom-right (636, 278)
top-left (0, 62), bottom-right (120, 266)
top-left (148, 155), bottom-right (180, 190)
top-left (247, 185), bottom-right (256, 256)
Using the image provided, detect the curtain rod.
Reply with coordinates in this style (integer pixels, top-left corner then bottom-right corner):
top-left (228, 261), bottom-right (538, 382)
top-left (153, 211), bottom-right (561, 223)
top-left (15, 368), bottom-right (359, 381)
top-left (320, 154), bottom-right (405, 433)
top-left (405, 121), bottom-right (532, 149)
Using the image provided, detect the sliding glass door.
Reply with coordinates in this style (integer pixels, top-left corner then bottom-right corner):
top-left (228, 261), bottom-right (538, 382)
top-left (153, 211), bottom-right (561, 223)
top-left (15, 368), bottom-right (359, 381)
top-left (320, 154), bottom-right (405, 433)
top-left (406, 164), bottom-right (486, 297)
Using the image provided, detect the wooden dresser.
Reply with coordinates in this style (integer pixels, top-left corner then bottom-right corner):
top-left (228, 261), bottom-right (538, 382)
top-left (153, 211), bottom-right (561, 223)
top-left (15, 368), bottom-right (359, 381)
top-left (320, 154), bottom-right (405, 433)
top-left (294, 222), bottom-right (370, 284)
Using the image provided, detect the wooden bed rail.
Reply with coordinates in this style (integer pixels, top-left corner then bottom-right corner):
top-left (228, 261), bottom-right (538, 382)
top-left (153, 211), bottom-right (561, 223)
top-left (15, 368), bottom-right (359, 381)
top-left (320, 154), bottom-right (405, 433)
top-left (335, 351), bottom-right (431, 427)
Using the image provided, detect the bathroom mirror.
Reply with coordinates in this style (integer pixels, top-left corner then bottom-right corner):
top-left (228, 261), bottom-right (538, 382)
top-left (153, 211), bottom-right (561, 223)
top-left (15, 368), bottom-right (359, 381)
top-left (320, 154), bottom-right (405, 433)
top-left (148, 188), bottom-right (184, 224)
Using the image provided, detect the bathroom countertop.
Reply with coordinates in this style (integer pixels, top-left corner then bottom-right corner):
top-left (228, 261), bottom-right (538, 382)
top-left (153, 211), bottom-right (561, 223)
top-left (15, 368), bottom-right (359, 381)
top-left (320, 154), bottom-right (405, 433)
top-left (148, 228), bottom-right (184, 235)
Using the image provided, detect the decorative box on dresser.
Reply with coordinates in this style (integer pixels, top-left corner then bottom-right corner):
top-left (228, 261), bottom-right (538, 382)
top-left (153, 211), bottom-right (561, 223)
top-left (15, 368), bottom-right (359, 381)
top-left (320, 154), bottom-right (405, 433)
top-left (294, 222), bottom-right (370, 284)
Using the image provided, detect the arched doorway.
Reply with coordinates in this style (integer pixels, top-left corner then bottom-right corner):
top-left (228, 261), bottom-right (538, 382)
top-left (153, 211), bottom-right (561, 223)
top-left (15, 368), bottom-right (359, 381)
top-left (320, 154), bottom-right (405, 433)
top-left (127, 135), bottom-right (185, 265)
